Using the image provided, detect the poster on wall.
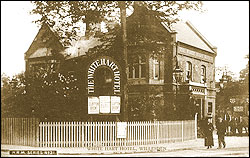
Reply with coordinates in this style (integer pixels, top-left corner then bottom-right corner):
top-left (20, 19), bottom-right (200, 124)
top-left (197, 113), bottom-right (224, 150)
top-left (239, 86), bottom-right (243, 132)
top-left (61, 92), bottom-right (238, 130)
top-left (111, 96), bottom-right (120, 113)
top-left (88, 96), bottom-right (99, 114)
top-left (117, 122), bottom-right (127, 138)
top-left (100, 96), bottom-right (111, 113)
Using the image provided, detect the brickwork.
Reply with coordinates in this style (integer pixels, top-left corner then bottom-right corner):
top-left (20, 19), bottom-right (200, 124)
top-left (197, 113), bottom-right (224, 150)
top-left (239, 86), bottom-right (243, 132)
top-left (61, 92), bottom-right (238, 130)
top-left (176, 42), bottom-right (216, 120)
top-left (178, 44), bottom-right (215, 86)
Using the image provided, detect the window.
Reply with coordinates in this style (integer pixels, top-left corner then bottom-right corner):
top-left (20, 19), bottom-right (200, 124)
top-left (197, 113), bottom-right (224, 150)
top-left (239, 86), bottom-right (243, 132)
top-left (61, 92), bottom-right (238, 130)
top-left (186, 61), bottom-right (192, 81)
top-left (30, 59), bottom-right (59, 74)
top-left (128, 55), bottom-right (146, 79)
top-left (153, 57), bottom-right (160, 79)
top-left (208, 102), bottom-right (212, 113)
top-left (30, 63), bottom-right (46, 74)
top-left (201, 65), bottom-right (206, 83)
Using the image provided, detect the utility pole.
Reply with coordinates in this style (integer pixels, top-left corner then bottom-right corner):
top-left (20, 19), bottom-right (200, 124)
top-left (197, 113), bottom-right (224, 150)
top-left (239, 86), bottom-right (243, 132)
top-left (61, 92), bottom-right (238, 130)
top-left (119, 1), bottom-right (128, 122)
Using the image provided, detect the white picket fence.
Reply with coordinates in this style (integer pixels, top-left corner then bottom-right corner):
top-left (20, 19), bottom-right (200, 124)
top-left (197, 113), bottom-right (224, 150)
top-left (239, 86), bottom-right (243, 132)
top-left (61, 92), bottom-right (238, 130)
top-left (39, 120), bottom-right (196, 148)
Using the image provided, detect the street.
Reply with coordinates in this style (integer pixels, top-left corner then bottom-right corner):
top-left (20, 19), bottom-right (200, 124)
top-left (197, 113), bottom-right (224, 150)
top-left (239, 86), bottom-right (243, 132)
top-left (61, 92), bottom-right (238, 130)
top-left (2, 136), bottom-right (249, 157)
top-left (2, 146), bottom-right (249, 157)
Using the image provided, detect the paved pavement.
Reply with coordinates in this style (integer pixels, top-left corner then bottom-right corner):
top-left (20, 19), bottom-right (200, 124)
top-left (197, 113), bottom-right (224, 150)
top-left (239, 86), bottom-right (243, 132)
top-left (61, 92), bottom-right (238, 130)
top-left (1, 136), bottom-right (249, 157)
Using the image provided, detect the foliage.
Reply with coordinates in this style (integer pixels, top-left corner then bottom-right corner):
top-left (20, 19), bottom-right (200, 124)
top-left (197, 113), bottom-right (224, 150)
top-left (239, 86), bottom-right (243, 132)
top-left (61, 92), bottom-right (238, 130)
top-left (239, 54), bottom-right (249, 85)
top-left (8, 1), bottom-right (203, 121)
top-left (216, 55), bottom-right (249, 117)
top-left (1, 67), bottom-right (87, 121)
top-left (128, 92), bottom-right (165, 121)
top-left (30, 1), bottom-right (203, 47)
top-left (1, 73), bottom-right (27, 117)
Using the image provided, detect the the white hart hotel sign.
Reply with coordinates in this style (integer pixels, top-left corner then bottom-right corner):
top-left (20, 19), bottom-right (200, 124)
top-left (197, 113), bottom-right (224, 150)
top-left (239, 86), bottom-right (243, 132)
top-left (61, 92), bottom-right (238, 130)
top-left (87, 57), bottom-right (121, 95)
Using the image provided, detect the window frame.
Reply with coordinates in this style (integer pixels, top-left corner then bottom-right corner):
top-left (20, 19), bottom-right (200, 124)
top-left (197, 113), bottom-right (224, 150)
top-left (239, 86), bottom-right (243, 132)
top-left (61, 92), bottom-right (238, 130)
top-left (128, 54), bottom-right (146, 79)
top-left (153, 56), bottom-right (160, 80)
top-left (186, 61), bottom-right (192, 81)
top-left (201, 65), bottom-right (206, 83)
top-left (208, 102), bottom-right (213, 113)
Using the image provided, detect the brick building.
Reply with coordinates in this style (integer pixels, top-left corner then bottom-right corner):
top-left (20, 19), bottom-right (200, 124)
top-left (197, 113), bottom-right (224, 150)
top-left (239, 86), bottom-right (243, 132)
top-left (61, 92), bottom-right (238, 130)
top-left (24, 6), bottom-right (217, 122)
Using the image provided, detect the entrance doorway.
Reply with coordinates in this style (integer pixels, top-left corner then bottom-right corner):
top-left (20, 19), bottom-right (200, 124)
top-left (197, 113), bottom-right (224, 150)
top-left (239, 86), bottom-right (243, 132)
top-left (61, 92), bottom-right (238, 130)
top-left (94, 66), bottom-right (113, 96)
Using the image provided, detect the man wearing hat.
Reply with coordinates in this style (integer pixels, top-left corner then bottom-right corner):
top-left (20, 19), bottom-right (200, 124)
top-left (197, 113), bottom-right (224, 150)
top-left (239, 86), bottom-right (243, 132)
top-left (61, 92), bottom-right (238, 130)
top-left (216, 117), bottom-right (226, 148)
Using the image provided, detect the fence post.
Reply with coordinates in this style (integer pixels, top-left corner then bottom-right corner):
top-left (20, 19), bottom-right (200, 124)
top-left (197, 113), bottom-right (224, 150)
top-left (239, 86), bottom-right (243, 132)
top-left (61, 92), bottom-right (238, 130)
top-left (157, 121), bottom-right (159, 144)
top-left (181, 120), bottom-right (184, 142)
top-left (36, 118), bottom-right (40, 147)
top-left (195, 113), bottom-right (198, 139)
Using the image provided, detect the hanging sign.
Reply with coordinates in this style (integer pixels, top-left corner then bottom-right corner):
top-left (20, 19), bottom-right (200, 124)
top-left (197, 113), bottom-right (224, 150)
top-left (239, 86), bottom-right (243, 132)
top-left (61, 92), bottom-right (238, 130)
top-left (99, 96), bottom-right (111, 113)
top-left (117, 122), bottom-right (127, 138)
top-left (87, 57), bottom-right (121, 95)
top-left (88, 96), bottom-right (99, 114)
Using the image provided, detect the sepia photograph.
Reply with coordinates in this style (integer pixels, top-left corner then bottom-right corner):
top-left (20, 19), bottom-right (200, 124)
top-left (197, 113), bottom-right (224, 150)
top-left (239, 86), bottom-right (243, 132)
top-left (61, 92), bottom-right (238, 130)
top-left (1, 1), bottom-right (249, 157)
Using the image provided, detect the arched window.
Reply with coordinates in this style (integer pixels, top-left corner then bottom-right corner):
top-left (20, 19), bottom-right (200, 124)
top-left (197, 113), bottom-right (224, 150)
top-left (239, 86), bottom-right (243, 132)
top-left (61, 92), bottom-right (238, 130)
top-left (186, 61), bottom-right (192, 81)
top-left (128, 55), bottom-right (146, 79)
top-left (201, 65), bottom-right (206, 83)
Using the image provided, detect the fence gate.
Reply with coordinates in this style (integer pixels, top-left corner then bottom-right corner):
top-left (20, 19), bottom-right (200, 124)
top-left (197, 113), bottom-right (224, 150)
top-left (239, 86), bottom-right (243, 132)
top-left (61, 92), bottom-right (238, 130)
top-left (1, 118), bottom-right (40, 147)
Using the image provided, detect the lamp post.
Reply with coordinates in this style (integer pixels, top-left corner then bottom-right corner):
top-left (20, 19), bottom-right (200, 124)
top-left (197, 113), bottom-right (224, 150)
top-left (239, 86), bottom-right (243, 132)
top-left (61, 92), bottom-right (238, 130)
top-left (173, 63), bottom-right (183, 119)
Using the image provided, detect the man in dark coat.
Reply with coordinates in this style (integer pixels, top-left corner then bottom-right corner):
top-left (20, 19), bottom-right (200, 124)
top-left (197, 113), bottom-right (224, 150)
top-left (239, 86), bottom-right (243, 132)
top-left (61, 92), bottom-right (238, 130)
top-left (216, 117), bottom-right (226, 148)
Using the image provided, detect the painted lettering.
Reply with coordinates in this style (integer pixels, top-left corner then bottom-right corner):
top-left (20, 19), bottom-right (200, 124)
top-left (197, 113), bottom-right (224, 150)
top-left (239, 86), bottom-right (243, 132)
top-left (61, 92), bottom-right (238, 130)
top-left (92, 62), bottom-right (98, 69)
top-left (100, 59), bottom-right (106, 66)
top-left (95, 60), bottom-right (100, 67)
top-left (87, 57), bottom-right (121, 95)
top-left (106, 59), bottom-right (110, 67)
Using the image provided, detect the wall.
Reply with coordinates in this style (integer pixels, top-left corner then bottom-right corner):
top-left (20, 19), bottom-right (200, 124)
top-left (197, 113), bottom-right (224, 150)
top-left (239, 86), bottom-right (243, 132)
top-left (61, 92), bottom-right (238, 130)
top-left (177, 43), bottom-right (216, 121)
top-left (178, 43), bottom-right (215, 87)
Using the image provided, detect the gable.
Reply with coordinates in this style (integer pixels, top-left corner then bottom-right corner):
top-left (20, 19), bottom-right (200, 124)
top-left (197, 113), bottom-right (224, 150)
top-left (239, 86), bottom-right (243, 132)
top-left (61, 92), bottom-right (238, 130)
top-left (25, 23), bottom-right (64, 60)
top-left (127, 6), bottom-right (171, 45)
top-left (129, 5), bottom-right (216, 54)
top-left (170, 21), bottom-right (216, 53)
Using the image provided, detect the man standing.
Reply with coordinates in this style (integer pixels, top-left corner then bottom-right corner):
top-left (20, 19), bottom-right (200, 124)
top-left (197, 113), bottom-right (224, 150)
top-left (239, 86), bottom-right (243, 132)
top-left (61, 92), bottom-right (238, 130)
top-left (216, 117), bottom-right (226, 149)
top-left (204, 117), bottom-right (214, 149)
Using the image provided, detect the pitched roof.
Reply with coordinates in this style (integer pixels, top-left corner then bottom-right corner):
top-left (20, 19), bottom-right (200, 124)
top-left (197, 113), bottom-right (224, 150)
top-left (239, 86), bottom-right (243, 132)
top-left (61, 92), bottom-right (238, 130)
top-left (63, 36), bottom-right (102, 60)
top-left (25, 23), bottom-right (65, 60)
top-left (165, 20), bottom-right (216, 53)
top-left (29, 48), bottom-right (52, 59)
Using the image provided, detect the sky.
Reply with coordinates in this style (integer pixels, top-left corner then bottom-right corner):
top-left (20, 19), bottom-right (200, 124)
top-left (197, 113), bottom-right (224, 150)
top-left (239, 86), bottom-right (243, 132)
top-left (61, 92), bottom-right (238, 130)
top-left (1, 1), bottom-right (249, 81)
